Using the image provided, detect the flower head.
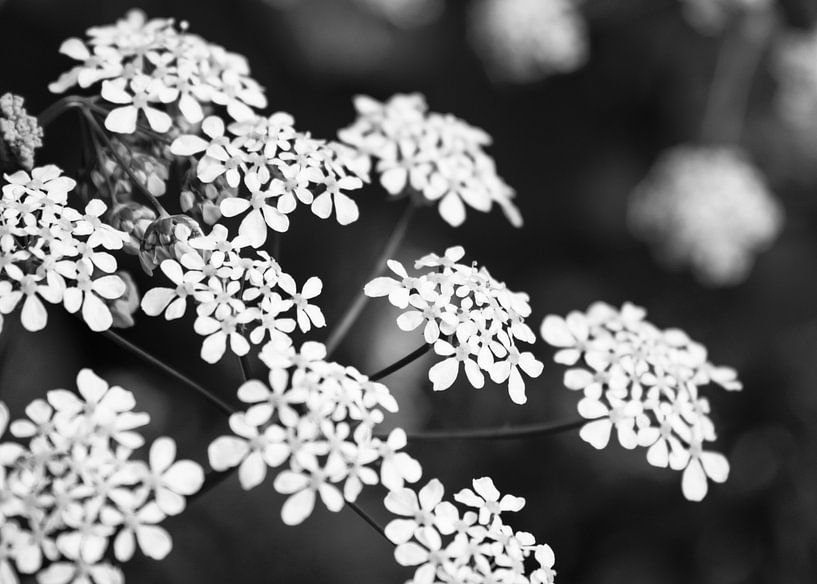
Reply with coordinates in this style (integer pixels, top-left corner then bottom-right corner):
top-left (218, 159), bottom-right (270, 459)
top-left (0, 93), bottom-right (43, 171)
top-left (541, 301), bottom-right (742, 500)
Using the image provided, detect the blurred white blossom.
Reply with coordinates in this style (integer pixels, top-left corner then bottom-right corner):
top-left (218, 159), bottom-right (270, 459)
top-left (385, 477), bottom-right (557, 584)
top-left (468, 0), bottom-right (588, 83)
top-left (207, 340), bottom-right (421, 525)
top-left (681, 0), bottom-right (772, 34)
top-left (628, 145), bottom-right (783, 286)
top-left (0, 165), bottom-right (131, 333)
top-left (773, 27), bottom-right (817, 127)
top-left (542, 301), bottom-right (742, 500)
top-left (50, 9), bottom-right (267, 131)
top-left (339, 94), bottom-right (522, 227)
top-left (366, 246), bottom-right (543, 404)
top-left (0, 370), bottom-right (204, 583)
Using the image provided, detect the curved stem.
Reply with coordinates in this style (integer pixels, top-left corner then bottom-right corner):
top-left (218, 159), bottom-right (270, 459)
top-left (370, 343), bottom-right (431, 382)
top-left (37, 95), bottom-right (87, 127)
top-left (393, 417), bottom-right (592, 442)
top-left (101, 330), bottom-right (235, 416)
top-left (325, 202), bottom-right (415, 358)
top-left (81, 109), bottom-right (170, 217)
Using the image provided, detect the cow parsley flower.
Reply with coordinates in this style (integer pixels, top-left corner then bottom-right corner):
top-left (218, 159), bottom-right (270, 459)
top-left (50, 9), bottom-right (267, 131)
top-left (366, 246), bottom-right (543, 404)
top-left (628, 146), bottom-right (783, 286)
top-left (0, 370), bottom-right (204, 583)
top-left (468, 0), bottom-right (588, 83)
top-left (170, 113), bottom-right (364, 242)
top-left (207, 340), bottom-right (420, 525)
top-left (339, 94), bottom-right (522, 227)
top-left (681, 0), bottom-right (772, 34)
top-left (0, 165), bottom-right (130, 333)
top-left (0, 93), bottom-right (43, 171)
top-left (386, 477), bottom-right (556, 584)
top-left (141, 226), bottom-right (326, 363)
top-left (541, 301), bottom-right (742, 500)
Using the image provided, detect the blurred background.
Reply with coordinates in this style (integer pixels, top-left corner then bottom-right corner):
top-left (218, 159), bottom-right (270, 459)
top-left (1, 0), bottom-right (816, 582)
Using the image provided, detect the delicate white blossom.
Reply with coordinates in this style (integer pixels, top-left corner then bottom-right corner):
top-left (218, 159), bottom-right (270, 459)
top-left (0, 370), bottom-right (203, 583)
top-left (366, 246), bottom-right (543, 404)
top-left (386, 477), bottom-right (556, 584)
top-left (541, 301), bottom-right (742, 500)
top-left (468, 0), bottom-right (588, 83)
top-left (207, 340), bottom-right (420, 525)
top-left (628, 146), bottom-right (783, 286)
top-left (339, 94), bottom-right (522, 227)
top-left (50, 9), bottom-right (267, 131)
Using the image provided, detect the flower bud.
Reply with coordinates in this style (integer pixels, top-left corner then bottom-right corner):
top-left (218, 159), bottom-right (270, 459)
top-left (109, 202), bottom-right (158, 255)
top-left (0, 93), bottom-right (43, 171)
top-left (110, 271), bottom-right (140, 328)
top-left (139, 214), bottom-right (204, 275)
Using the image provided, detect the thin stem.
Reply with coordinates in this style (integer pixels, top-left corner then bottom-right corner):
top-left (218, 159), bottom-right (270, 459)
top-left (700, 10), bottom-right (774, 144)
top-left (346, 500), bottom-right (390, 544)
top-left (37, 95), bottom-right (86, 127)
top-left (81, 109), bottom-right (170, 217)
top-left (100, 330), bottom-right (235, 416)
top-left (394, 418), bottom-right (591, 442)
top-left (325, 203), bottom-right (415, 357)
top-left (370, 343), bottom-right (430, 382)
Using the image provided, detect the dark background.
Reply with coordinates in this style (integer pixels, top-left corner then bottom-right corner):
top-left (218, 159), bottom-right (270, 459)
top-left (1, 0), bottom-right (816, 582)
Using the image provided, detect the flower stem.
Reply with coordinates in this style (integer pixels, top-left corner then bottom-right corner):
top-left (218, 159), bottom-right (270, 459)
top-left (394, 417), bottom-right (591, 442)
top-left (81, 109), bottom-right (170, 217)
top-left (325, 202), bottom-right (415, 358)
top-left (346, 500), bottom-right (390, 544)
top-left (700, 9), bottom-right (774, 144)
top-left (370, 343), bottom-right (431, 382)
top-left (37, 95), bottom-right (87, 127)
top-left (100, 329), bottom-right (236, 416)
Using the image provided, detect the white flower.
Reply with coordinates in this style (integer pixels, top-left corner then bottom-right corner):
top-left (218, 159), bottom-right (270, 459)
top-left (453, 477), bottom-right (525, 525)
top-left (368, 246), bottom-right (543, 403)
top-left (101, 499), bottom-right (173, 561)
top-left (101, 75), bottom-right (175, 134)
top-left (339, 94), bottom-right (521, 227)
top-left (542, 301), bottom-right (742, 500)
top-left (273, 457), bottom-right (346, 526)
top-left (145, 437), bottom-right (205, 516)
top-left (629, 145), bottom-right (783, 286)
top-left (384, 479), bottom-right (446, 544)
top-left (468, 0), bottom-right (588, 83)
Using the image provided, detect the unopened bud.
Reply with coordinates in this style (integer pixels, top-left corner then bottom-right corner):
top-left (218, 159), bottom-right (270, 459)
top-left (139, 214), bottom-right (204, 275)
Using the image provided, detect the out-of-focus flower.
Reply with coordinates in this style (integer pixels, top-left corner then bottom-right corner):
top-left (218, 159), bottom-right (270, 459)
top-left (339, 94), bottom-right (522, 227)
top-left (366, 246), bottom-right (543, 404)
top-left (773, 27), bottom-right (817, 127)
top-left (468, 0), bottom-right (588, 83)
top-left (681, 0), bottom-right (772, 34)
top-left (541, 301), bottom-right (742, 500)
top-left (50, 10), bottom-right (267, 131)
top-left (628, 145), bottom-right (783, 286)
top-left (0, 165), bottom-right (130, 333)
top-left (385, 477), bottom-right (556, 584)
top-left (0, 370), bottom-right (203, 583)
top-left (207, 340), bottom-right (420, 525)
top-left (0, 93), bottom-right (43, 171)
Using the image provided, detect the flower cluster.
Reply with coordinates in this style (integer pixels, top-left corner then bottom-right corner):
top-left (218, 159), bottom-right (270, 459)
top-left (339, 94), bottom-right (521, 228)
top-left (541, 301), bottom-right (742, 500)
top-left (0, 369), bottom-right (204, 584)
top-left (366, 246), bottom-right (543, 404)
top-left (681, 0), bottom-right (772, 34)
top-left (208, 340), bottom-right (422, 525)
top-left (467, 0), bottom-right (588, 84)
top-left (170, 113), bottom-right (366, 237)
top-left (49, 9), bottom-right (267, 133)
top-left (0, 93), bottom-right (43, 171)
top-left (773, 27), bottom-right (817, 126)
top-left (628, 145), bottom-right (783, 286)
top-left (386, 477), bottom-right (556, 584)
top-left (141, 224), bottom-right (325, 363)
top-left (0, 165), bottom-right (131, 333)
